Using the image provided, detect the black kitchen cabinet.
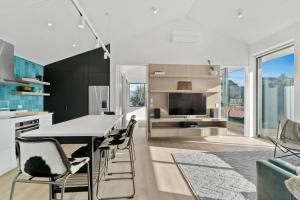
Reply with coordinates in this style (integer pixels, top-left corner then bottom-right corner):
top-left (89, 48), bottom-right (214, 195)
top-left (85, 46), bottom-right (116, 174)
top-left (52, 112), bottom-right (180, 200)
top-left (44, 46), bottom-right (109, 124)
top-left (88, 48), bottom-right (110, 85)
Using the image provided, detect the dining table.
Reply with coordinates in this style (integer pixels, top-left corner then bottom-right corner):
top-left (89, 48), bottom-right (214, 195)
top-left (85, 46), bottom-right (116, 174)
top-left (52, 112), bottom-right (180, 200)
top-left (21, 114), bottom-right (122, 200)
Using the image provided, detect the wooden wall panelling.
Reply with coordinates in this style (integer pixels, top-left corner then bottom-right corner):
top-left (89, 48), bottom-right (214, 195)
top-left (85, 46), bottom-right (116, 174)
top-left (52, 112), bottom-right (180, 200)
top-left (148, 63), bottom-right (225, 138)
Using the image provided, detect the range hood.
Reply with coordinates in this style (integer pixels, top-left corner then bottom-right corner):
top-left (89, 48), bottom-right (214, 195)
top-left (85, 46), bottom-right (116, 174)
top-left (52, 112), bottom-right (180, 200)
top-left (0, 39), bottom-right (26, 86)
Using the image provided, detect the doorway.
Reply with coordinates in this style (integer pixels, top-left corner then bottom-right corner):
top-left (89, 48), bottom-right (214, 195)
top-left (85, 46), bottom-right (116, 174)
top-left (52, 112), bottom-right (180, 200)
top-left (221, 67), bottom-right (246, 136)
top-left (116, 65), bottom-right (148, 127)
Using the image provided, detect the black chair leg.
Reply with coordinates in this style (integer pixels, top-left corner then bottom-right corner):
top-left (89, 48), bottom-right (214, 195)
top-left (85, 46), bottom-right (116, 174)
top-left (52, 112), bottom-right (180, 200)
top-left (87, 163), bottom-right (92, 200)
top-left (9, 172), bottom-right (21, 200)
top-left (97, 147), bottom-right (135, 199)
top-left (274, 143), bottom-right (277, 158)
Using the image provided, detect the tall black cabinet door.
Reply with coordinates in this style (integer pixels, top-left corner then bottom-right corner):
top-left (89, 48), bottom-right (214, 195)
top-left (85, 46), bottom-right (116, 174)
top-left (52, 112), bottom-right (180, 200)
top-left (64, 66), bottom-right (88, 121)
top-left (45, 71), bottom-right (69, 123)
top-left (88, 48), bottom-right (110, 86)
top-left (44, 47), bottom-right (109, 124)
top-left (45, 53), bottom-right (88, 124)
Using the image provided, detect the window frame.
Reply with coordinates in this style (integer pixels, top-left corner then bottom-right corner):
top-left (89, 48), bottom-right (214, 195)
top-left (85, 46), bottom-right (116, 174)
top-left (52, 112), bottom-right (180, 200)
top-left (256, 44), bottom-right (295, 137)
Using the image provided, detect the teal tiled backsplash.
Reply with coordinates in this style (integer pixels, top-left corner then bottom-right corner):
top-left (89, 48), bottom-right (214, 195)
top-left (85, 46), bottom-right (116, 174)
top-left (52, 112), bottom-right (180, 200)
top-left (0, 56), bottom-right (44, 111)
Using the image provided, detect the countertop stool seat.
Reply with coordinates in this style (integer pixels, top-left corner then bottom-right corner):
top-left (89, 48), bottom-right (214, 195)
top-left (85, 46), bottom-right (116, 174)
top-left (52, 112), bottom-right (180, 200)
top-left (96, 120), bottom-right (137, 200)
top-left (10, 137), bottom-right (92, 200)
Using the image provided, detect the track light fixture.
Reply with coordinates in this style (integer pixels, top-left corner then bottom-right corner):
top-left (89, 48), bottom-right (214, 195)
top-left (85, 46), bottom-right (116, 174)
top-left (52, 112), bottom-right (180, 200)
top-left (78, 14), bottom-right (85, 29)
top-left (104, 52), bottom-right (109, 59)
top-left (237, 9), bottom-right (243, 19)
top-left (70, 0), bottom-right (111, 59)
top-left (96, 39), bottom-right (101, 48)
top-left (151, 6), bottom-right (158, 14)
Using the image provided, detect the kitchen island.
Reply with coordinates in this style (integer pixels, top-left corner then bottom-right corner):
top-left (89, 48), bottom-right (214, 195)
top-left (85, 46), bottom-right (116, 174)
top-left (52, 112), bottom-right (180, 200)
top-left (21, 114), bottom-right (122, 200)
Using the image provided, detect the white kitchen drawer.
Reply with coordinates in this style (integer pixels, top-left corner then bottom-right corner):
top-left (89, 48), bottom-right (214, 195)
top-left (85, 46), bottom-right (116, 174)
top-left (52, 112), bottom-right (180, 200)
top-left (0, 120), bottom-right (14, 150)
top-left (0, 148), bottom-right (14, 176)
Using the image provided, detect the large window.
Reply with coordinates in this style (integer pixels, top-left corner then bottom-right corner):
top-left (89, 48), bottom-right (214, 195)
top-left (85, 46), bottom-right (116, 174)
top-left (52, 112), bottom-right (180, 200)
top-left (257, 46), bottom-right (294, 138)
top-left (129, 83), bottom-right (145, 107)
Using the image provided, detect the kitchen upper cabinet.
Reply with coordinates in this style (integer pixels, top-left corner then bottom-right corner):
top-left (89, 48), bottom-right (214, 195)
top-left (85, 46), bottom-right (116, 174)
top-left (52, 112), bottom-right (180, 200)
top-left (44, 47), bottom-right (109, 124)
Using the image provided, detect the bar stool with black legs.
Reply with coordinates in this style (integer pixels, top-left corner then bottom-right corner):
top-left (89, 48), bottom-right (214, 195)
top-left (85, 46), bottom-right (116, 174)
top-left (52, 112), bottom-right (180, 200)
top-left (108, 115), bottom-right (136, 137)
top-left (10, 137), bottom-right (92, 200)
top-left (71, 115), bottom-right (137, 175)
top-left (96, 120), bottom-right (137, 200)
top-left (108, 115), bottom-right (137, 164)
top-left (105, 115), bottom-right (137, 177)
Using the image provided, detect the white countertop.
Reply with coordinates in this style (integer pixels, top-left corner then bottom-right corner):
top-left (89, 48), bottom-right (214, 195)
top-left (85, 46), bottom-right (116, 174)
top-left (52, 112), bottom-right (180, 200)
top-left (0, 112), bottom-right (53, 122)
top-left (22, 115), bottom-right (122, 137)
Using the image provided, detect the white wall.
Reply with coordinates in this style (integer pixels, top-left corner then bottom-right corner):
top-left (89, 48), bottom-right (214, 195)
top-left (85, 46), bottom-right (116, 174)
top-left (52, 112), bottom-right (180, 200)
top-left (126, 107), bottom-right (146, 121)
top-left (248, 21), bottom-right (300, 136)
top-left (110, 18), bottom-right (249, 113)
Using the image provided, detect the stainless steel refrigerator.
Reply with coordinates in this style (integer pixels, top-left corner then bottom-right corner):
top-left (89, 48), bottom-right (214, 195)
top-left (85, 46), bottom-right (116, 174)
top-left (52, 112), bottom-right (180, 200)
top-left (88, 86), bottom-right (110, 115)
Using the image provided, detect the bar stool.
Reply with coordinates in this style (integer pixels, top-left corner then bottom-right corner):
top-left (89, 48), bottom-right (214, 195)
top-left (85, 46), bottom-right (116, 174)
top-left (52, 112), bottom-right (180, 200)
top-left (108, 115), bottom-right (136, 162)
top-left (96, 120), bottom-right (137, 199)
top-left (10, 137), bottom-right (92, 200)
top-left (109, 115), bottom-right (136, 137)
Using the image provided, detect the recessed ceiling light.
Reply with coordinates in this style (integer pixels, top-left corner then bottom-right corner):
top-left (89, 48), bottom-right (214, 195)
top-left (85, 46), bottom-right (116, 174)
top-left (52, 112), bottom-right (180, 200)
top-left (47, 22), bottom-right (53, 27)
top-left (72, 44), bottom-right (77, 47)
top-left (237, 10), bottom-right (243, 19)
top-left (151, 6), bottom-right (158, 15)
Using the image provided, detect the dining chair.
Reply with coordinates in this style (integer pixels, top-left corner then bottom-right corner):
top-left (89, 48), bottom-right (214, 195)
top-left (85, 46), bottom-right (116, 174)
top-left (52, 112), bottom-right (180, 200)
top-left (96, 120), bottom-right (137, 200)
top-left (10, 137), bottom-right (92, 200)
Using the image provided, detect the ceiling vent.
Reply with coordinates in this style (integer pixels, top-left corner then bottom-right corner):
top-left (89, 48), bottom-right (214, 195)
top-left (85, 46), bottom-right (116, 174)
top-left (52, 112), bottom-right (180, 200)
top-left (172, 30), bottom-right (202, 43)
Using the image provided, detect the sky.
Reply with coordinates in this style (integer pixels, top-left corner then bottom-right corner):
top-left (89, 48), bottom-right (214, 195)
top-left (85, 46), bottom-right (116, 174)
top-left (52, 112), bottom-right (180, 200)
top-left (262, 53), bottom-right (294, 78)
top-left (229, 69), bottom-right (245, 87)
top-left (228, 53), bottom-right (294, 87)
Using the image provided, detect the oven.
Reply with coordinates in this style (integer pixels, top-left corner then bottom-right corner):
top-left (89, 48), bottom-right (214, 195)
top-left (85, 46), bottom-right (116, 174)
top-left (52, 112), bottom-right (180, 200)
top-left (15, 119), bottom-right (40, 137)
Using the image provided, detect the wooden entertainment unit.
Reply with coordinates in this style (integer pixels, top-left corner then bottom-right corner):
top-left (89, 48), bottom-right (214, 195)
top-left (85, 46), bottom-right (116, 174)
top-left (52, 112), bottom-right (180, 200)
top-left (148, 64), bottom-right (227, 138)
top-left (150, 117), bottom-right (227, 137)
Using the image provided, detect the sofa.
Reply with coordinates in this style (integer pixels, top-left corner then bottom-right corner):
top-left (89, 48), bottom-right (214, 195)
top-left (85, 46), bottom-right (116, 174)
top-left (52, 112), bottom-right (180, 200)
top-left (257, 159), bottom-right (297, 200)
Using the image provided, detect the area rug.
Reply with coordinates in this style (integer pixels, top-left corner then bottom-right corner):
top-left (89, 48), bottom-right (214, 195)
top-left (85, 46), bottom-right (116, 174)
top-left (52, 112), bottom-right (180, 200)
top-left (172, 151), bottom-right (300, 200)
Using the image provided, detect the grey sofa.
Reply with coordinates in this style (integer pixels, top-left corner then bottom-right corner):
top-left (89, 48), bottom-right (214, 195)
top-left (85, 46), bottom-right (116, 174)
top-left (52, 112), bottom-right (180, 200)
top-left (257, 159), bottom-right (297, 200)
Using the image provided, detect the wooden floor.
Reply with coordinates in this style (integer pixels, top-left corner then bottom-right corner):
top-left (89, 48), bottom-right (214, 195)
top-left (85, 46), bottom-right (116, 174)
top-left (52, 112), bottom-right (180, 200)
top-left (0, 126), bottom-right (273, 200)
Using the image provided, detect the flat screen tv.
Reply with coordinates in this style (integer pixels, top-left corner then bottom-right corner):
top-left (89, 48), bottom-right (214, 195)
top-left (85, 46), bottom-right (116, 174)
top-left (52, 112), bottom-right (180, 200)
top-left (168, 93), bottom-right (207, 115)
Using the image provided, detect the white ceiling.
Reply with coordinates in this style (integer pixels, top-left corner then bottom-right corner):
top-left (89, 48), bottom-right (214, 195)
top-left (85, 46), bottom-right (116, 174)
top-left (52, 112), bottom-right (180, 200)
top-left (0, 0), bottom-right (299, 65)
top-left (187, 0), bottom-right (300, 44)
top-left (120, 65), bottom-right (147, 83)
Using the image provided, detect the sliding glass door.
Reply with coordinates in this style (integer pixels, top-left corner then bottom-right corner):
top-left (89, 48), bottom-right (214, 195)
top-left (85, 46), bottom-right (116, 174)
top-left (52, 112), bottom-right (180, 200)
top-left (221, 67), bottom-right (245, 135)
top-left (257, 46), bottom-right (295, 138)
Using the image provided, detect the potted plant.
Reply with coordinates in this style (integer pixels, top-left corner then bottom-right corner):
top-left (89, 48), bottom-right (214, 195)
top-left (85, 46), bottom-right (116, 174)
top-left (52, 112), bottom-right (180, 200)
top-left (208, 60), bottom-right (218, 75)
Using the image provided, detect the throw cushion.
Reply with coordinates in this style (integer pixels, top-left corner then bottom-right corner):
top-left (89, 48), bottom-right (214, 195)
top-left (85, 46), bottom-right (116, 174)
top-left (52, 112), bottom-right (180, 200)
top-left (285, 175), bottom-right (300, 199)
